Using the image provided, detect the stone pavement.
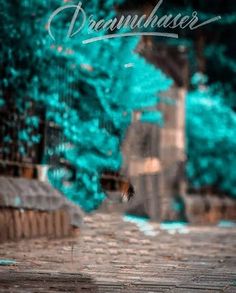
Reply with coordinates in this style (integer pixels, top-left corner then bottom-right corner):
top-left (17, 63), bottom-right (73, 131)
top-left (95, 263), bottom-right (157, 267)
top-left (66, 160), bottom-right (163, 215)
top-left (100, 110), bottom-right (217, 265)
top-left (0, 212), bottom-right (235, 292)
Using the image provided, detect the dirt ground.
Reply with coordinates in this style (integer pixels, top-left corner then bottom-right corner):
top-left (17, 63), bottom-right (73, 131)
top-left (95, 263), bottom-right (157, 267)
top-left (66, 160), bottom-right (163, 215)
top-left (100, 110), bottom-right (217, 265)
top-left (0, 212), bottom-right (235, 292)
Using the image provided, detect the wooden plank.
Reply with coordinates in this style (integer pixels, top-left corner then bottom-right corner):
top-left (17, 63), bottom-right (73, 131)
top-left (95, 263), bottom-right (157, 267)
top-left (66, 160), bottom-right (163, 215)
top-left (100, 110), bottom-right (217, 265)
top-left (7, 209), bottom-right (15, 240)
top-left (21, 210), bottom-right (31, 239)
top-left (0, 207), bottom-right (81, 243)
top-left (1, 210), bottom-right (9, 242)
top-left (0, 210), bottom-right (8, 242)
top-left (60, 211), bottom-right (70, 237)
top-left (54, 210), bottom-right (62, 238)
top-left (28, 210), bottom-right (38, 238)
top-left (35, 212), bottom-right (46, 237)
top-left (13, 210), bottom-right (23, 240)
top-left (46, 212), bottom-right (54, 237)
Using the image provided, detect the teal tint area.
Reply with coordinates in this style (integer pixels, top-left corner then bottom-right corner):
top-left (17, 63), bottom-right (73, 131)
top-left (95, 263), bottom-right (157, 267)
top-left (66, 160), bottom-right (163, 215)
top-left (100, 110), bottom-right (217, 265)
top-left (160, 222), bottom-right (188, 230)
top-left (0, 0), bottom-right (171, 212)
top-left (123, 215), bottom-right (158, 237)
top-left (0, 259), bottom-right (17, 266)
top-left (186, 78), bottom-right (236, 198)
top-left (218, 221), bottom-right (236, 228)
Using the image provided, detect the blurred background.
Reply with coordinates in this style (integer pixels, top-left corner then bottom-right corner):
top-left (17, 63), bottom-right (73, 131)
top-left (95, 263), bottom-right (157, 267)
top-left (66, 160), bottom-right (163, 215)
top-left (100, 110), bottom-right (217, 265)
top-left (0, 0), bottom-right (236, 241)
top-left (0, 1), bottom-right (236, 291)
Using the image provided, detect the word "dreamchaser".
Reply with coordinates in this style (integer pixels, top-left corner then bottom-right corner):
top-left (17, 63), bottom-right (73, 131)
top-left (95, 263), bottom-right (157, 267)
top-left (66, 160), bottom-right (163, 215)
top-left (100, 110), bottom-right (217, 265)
top-left (48, 0), bottom-right (221, 44)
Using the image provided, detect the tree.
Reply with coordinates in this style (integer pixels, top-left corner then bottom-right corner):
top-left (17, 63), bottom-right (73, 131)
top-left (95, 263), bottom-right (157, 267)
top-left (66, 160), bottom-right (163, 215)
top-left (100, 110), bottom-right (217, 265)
top-left (186, 76), bottom-right (236, 198)
top-left (155, 0), bottom-right (236, 107)
top-left (144, 0), bottom-right (236, 196)
top-left (128, 0), bottom-right (236, 105)
top-left (0, 0), bottom-right (171, 211)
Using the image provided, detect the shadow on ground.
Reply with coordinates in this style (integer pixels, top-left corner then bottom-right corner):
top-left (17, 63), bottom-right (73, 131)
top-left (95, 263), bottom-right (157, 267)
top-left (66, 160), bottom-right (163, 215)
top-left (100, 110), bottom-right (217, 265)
top-left (0, 271), bottom-right (98, 293)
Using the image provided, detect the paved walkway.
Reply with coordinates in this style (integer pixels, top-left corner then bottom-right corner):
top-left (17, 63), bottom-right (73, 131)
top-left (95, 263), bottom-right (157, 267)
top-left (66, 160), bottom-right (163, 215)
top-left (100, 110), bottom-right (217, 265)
top-left (0, 212), bottom-right (235, 292)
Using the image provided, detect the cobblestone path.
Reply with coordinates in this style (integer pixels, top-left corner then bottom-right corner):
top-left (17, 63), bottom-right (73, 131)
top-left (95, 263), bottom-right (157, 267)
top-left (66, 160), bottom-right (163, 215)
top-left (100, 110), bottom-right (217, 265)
top-left (0, 212), bottom-right (235, 292)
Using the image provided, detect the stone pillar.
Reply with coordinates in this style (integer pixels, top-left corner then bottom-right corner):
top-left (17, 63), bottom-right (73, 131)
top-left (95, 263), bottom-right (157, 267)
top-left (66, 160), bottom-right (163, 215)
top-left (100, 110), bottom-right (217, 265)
top-left (158, 87), bottom-right (186, 221)
top-left (123, 45), bottom-right (188, 221)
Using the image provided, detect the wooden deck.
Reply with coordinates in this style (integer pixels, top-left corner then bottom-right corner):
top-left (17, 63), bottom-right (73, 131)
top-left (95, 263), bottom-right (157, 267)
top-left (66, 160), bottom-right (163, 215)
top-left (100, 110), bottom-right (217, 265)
top-left (0, 212), bottom-right (235, 292)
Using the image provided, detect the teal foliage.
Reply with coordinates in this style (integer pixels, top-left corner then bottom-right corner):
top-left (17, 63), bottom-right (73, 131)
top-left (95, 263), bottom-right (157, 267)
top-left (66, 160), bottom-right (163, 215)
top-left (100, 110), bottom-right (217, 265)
top-left (186, 81), bottom-right (236, 197)
top-left (1, 0), bottom-right (171, 211)
top-left (140, 111), bottom-right (163, 125)
top-left (156, 0), bottom-right (236, 106)
top-left (42, 1), bottom-right (171, 211)
top-left (152, 0), bottom-right (236, 197)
